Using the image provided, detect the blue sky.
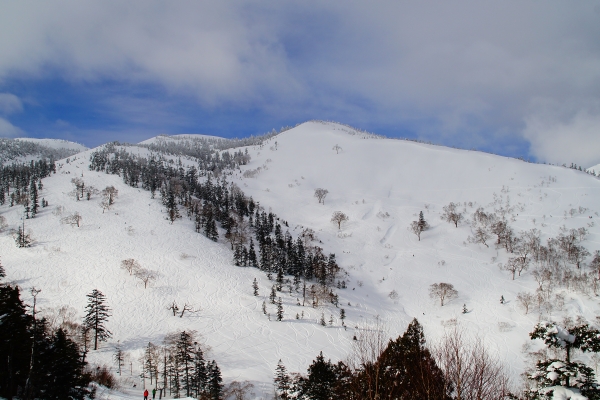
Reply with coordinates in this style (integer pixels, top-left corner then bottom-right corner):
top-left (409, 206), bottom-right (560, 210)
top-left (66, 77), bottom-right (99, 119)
top-left (1, 1), bottom-right (599, 166)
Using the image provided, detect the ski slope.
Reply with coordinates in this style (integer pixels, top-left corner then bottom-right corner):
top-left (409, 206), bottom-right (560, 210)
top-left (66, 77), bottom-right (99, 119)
top-left (1, 121), bottom-right (600, 398)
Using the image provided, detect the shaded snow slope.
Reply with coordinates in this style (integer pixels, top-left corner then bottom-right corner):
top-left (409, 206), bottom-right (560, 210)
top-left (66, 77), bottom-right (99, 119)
top-left (2, 121), bottom-right (600, 398)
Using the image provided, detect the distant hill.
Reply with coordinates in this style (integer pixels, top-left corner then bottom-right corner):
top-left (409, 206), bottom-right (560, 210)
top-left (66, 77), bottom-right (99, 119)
top-left (0, 137), bottom-right (87, 165)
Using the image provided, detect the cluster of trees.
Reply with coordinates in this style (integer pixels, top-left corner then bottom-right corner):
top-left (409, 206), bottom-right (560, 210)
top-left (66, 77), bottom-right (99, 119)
top-left (0, 159), bottom-right (54, 218)
top-left (138, 332), bottom-right (223, 399)
top-left (0, 280), bottom-right (91, 399)
top-left (274, 319), bottom-right (513, 399)
top-left (88, 147), bottom-right (343, 297)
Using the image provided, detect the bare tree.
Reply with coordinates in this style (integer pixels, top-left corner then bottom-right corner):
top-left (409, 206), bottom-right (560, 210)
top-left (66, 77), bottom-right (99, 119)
top-left (441, 202), bottom-right (464, 228)
top-left (429, 283), bottom-right (458, 306)
top-left (331, 211), bottom-right (349, 229)
top-left (168, 301), bottom-right (180, 316)
top-left (71, 178), bottom-right (85, 201)
top-left (61, 212), bottom-right (82, 228)
top-left (102, 186), bottom-right (118, 206)
top-left (332, 144), bottom-right (342, 154)
top-left (434, 326), bottom-right (513, 399)
top-left (516, 292), bottom-right (535, 314)
top-left (499, 258), bottom-right (520, 280)
top-left (84, 186), bottom-right (99, 201)
top-left (347, 316), bottom-right (388, 370)
top-left (121, 258), bottom-right (141, 276)
top-left (409, 220), bottom-right (425, 241)
top-left (134, 268), bottom-right (158, 289)
top-left (223, 381), bottom-right (255, 400)
top-left (314, 188), bottom-right (329, 205)
top-left (468, 227), bottom-right (491, 247)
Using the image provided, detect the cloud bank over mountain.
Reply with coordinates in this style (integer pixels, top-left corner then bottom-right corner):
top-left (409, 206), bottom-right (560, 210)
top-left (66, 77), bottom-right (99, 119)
top-left (1, 1), bottom-right (599, 165)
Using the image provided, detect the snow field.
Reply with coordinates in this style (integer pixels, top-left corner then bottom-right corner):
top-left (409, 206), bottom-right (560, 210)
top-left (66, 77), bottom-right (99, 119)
top-left (2, 121), bottom-right (600, 398)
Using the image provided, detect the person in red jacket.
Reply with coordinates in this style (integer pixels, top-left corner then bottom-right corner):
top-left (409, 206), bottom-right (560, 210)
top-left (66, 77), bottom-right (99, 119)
top-left (143, 389), bottom-right (149, 400)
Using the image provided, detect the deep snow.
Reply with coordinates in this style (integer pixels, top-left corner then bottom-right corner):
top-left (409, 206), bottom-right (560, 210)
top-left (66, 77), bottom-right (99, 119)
top-left (2, 121), bottom-right (600, 398)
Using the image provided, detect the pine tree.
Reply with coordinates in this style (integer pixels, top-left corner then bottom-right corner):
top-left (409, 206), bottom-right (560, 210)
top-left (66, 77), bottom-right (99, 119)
top-left (0, 257), bottom-right (5, 280)
top-left (303, 352), bottom-right (338, 400)
top-left (248, 239), bottom-right (257, 267)
top-left (83, 289), bottom-right (112, 350)
top-left (262, 300), bottom-right (267, 315)
top-left (462, 304), bottom-right (467, 314)
top-left (418, 211), bottom-right (428, 231)
top-left (114, 346), bottom-right (125, 375)
top-left (320, 312), bottom-right (326, 326)
top-left (15, 223), bottom-right (32, 248)
top-left (208, 360), bottom-right (223, 400)
top-left (270, 286), bottom-right (277, 304)
top-left (166, 187), bottom-right (181, 224)
top-left (274, 359), bottom-right (291, 400)
top-left (175, 331), bottom-right (195, 397)
top-left (276, 297), bottom-right (284, 321)
top-left (30, 180), bottom-right (39, 218)
top-left (252, 278), bottom-right (259, 296)
top-left (340, 309), bottom-right (346, 329)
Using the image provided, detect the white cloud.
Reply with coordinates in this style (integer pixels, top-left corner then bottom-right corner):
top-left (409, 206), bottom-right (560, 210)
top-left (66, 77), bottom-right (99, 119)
top-left (524, 106), bottom-right (600, 167)
top-left (0, 93), bottom-right (23, 115)
top-left (0, 117), bottom-right (25, 137)
top-left (0, 1), bottom-right (599, 155)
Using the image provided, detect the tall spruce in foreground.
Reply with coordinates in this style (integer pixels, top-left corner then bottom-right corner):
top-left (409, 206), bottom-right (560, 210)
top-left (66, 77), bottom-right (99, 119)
top-left (83, 289), bottom-right (112, 350)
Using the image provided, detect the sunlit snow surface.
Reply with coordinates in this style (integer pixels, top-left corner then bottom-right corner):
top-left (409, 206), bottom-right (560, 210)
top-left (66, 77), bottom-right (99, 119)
top-left (2, 121), bottom-right (600, 398)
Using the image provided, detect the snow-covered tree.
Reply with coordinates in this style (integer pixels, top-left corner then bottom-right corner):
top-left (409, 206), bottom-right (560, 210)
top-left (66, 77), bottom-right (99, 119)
top-left (527, 321), bottom-right (600, 398)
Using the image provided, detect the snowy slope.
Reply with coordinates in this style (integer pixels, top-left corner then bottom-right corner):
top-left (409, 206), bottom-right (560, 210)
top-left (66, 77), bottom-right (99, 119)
top-left (236, 121), bottom-right (600, 384)
top-left (16, 137), bottom-right (87, 152)
top-left (1, 121), bottom-right (600, 398)
top-left (0, 137), bottom-right (87, 165)
top-left (588, 163), bottom-right (600, 175)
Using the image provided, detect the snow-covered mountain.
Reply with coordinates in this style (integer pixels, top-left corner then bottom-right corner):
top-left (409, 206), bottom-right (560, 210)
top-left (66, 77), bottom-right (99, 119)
top-left (2, 121), bottom-right (600, 399)
top-left (0, 137), bottom-right (87, 165)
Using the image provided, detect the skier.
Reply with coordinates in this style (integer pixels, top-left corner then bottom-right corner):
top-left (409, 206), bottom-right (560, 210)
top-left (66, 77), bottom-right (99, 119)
top-left (143, 389), bottom-right (149, 400)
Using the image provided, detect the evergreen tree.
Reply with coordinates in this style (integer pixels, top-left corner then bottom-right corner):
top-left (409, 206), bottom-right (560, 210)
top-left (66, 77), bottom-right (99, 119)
top-left (175, 331), bottom-right (195, 397)
top-left (0, 285), bottom-right (33, 398)
top-left (15, 223), bottom-right (32, 248)
top-left (339, 309), bottom-right (346, 329)
top-left (262, 300), bottom-right (267, 315)
top-left (355, 318), bottom-right (450, 399)
top-left (83, 289), bottom-right (112, 350)
top-left (418, 211), bottom-right (428, 231)
top-left (0, 257), bottom-right (5, 280)
top-left (320, 313), bottom-right (326, 326)
top-left (165, 187), bottom-right (181, 224)
top-left (274, 359), bottom-right (291, 400)
top-left (30, 180), bottom-right (39, 217)
top-left (208, 360), bottom-right (223, 400)
top-left (527, 321), bottom-right (600, 396)
top-left (41, 328), bottom-right (91, 400)
top-left (276, 297), bottom-right (284, 321)
top-left (252, 278), bottom-right (259, 296)
top-left (301, 352), bottom-right (338, 400)
top-left (270, 285), bottom-right (277, 304)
